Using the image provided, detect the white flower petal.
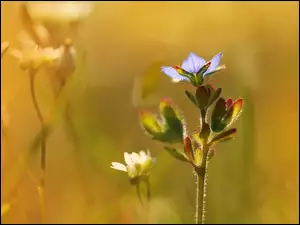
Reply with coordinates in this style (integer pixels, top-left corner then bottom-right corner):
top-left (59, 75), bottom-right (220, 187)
top-left (130, 152), bottom-right (140, 164)
top-left (10, 49), bottom-right (23, 60)
top-left (124, 152), bottom-right (132, 165)
top-left (111, 162), bottom-right (127, 172)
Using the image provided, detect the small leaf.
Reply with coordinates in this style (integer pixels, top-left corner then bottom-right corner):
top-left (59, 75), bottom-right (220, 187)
top-left (1, 203), bottom-right (11, 217)
top-left (209, 128), bottom-right (237, 146)
top-left (174, 66), bottom-right (194, 80)
top-left (164, 147), bottom-right (189, 162)
top-left (196, 86), bottom-right (210, 110)
top-left (185, 90), bottom-right (198, 107)
top-left (139, 110), bottom-right (163, 136)
top-left (184, 136), bottom-right (194, 161)
top-left (228, 98), bottom-right (244, 126)
top-left (193, 148), bottom-right (203, 167)
top-left (197, 61), bottom-right (211, 76)
top-left (226, 98), bottom-right (233, 108)
top-left (207, 88), bottom-right (222, 107)
top-left (193, 132), bottom-right (203, 147)
top-left (211, 98), bottom-right (227, 132)
top-left (159, 98), bottom-right (184, 137)
top-left (222, 98), bottom-right (244, 129)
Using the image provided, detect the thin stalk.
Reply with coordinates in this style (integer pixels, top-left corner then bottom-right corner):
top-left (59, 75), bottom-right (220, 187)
top-left (146, 179), bottom-right (151, 204)
top-left (136, 182), bottom-right (145, 209)
top-left (29, 70), bottom-right (46, 223)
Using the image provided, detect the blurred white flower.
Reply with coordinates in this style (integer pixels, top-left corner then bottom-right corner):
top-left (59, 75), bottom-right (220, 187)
top-left (11, 34), bottom-right (76, 74)
top-left (26, 1), bottom-right (93, 24)
top-left (10, 38), bottom-right (61, 71)
top-left (111, 150), bottom-right (155, 180)
top-left (1, 42), bottom-right (9, 58)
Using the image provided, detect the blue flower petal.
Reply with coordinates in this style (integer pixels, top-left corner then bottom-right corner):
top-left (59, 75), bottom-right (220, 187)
top-left (161, 66), bottom-right (188, 82)
top-left (181, 52), bottom-right (206, 74)
top-left (204, 52), bottom-right (223, 76)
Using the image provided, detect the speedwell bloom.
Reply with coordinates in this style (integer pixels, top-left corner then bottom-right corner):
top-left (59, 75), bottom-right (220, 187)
top-left (111, 150), bottom-right (155, 183)
top-left (161, 52), bottom-right (225, 86)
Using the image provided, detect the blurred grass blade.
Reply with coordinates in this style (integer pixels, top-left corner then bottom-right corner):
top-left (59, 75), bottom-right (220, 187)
top-left (30, 125), bottom-right (53, 154)
top-left (1, 203), bottom-right (11, 217)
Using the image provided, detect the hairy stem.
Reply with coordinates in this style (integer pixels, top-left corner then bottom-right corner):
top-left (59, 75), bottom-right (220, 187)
top-left (196, 109), bottom-right (209, 224)
top-left (195, 159), bottom-right (208, 224)
top-left (29, 70), bottom-right (46, 223)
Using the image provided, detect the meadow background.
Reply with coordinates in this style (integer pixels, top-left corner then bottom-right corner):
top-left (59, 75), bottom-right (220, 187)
top-left (1, 1), bottom-right (299, 224)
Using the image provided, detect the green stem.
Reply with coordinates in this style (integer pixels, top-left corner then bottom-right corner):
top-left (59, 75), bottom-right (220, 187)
top-left (29, 70), bottom-right (46, 224)
top-left (146, 179), bottom-right (151, 204)
top-left (195, 159), bottom-right (208, 224)
top-left (136, 182), bottom-right (145, 209)
top-left (195, 172), bottom-right (201, 224)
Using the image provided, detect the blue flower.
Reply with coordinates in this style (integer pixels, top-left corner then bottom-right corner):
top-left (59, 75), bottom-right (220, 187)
top-left (161, 52), bottom-right (225, 86)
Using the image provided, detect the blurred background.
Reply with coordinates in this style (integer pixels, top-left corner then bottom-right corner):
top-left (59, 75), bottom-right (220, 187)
top-left (1, 1), bottom-right (299, 224)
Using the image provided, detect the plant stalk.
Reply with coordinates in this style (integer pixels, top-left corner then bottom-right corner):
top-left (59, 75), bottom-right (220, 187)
top-left (29, 70), bottom-right (46, 224)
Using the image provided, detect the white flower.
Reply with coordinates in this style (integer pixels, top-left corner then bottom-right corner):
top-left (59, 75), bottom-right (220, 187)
top-left (10, 39), bottom-right (61, 71)
top-left (111, 150), bottom-right (155, 180)
top-left (10, 35), bottom-right (76, 73)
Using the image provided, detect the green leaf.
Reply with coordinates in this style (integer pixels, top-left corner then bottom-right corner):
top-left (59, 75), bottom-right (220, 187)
top-left (185, 90), bottom-right (198, 107)
top-left (174, 67), bottom-right (194, 80)
top-left (195, 86), bottom-right (210, 110)
top-left (207, 88), bottom-right (222, 107)
top-left (159, 99), bottom-right (184, 137)
top-left (211, 98), bottom-right (227, 132)
top-left (139, 110), bottom-right (163, 136)
top-left (209, 128), bottom-right (237, 146)
top-left (153, 129), bottom-right (183, 144)
top-left (193, 148), bottom-right (203, 167)
top-left (227, 98), bottom-right (244, 127)
top-left (164, 147), bottom-right (189, 162)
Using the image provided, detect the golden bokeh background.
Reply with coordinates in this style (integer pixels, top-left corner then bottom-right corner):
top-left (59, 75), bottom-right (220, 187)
top-left (1, 1), bottom-right (299, 224)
